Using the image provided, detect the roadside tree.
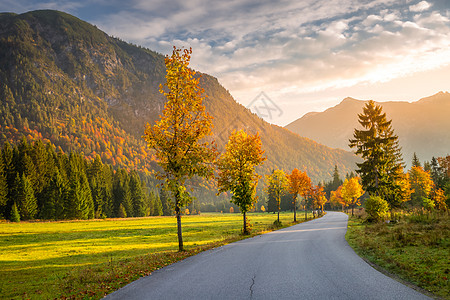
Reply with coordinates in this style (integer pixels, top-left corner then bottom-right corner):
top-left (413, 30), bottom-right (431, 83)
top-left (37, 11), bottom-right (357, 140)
top-left (266, 169), bottom-right (289, 224)
top-left (217, 130), bottom-right (266, 234)
top-left (341, 177), bottom-right (364, 216)
top-left (287, 168), bottom-right (311, 222)
top-left (349, 100), bottom-right (403, 207)
top-left (143, 47), bottom-right (217, 251)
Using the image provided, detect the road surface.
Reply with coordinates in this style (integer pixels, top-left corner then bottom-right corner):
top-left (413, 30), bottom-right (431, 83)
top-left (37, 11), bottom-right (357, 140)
top-left (106, 211), bottom-right (429, 299)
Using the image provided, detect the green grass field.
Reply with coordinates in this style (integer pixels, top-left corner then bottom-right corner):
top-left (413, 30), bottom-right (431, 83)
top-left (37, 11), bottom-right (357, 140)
top-left (1, 211), bottom-right (312, 299)
top-left (346, 211), bottom-right (449, 299)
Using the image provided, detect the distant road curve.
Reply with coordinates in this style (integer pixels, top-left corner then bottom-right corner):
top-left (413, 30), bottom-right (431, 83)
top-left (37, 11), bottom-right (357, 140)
top-left (106, 211), bottom-right (429, 300)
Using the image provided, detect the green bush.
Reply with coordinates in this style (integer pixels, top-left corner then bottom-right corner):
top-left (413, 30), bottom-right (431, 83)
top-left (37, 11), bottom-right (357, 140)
top-left (365, 196), bottom-right (389, 222)
top-left (422, 197), bottom-right (435, 211)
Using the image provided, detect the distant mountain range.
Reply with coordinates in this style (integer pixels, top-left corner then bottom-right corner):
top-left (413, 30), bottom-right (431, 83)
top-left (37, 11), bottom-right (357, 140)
top-left (0, 10), bottom-right (358, 182)
top-left (286, 92), bottom-right (450, 166)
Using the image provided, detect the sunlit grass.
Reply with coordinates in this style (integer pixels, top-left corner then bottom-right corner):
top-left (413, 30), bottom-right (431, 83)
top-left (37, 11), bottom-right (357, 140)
top-left (346, 211), bottom-right (449, 299)
top-left (0, 211), bottom-right (312, 299)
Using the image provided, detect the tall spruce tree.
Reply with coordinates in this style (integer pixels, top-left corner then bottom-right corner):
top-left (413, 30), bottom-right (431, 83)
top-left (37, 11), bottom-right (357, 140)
top-left (349, 100), bottom-right (403, 207)
top-left (15, 173), bottom-right (38, 220)
top-left (0, 154), bottom-right (8, 219)
top-left (412, 152), bottom-right (421, 168)
top-left (129, 171), bottom-right (145, 217)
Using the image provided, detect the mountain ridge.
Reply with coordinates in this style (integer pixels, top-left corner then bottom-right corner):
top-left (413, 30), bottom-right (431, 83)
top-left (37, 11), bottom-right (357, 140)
top-left (286, 91), bottom-right (450, 166)
top-left (0, 9), bottom-right (358, 182)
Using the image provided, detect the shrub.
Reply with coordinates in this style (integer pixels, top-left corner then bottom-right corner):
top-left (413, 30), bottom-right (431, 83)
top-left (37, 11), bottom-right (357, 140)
top-left (365, 196), bottom-right (389, 222)
top-left (422, 197), bottom-right (435, 211)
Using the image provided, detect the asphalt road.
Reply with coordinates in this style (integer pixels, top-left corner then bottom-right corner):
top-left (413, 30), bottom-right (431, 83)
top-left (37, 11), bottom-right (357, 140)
top-left (106, 211), bottom-right (429, 300)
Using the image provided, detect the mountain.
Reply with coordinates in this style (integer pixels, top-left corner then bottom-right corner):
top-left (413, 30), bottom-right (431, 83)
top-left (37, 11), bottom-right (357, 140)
top-left (0, 10), bottom-right (358, 183)
top-left (285, 92), bottom-right (450, 166)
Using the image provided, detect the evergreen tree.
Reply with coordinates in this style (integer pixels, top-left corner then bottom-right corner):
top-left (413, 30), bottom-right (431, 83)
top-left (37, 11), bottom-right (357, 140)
top-left (40, 169), bottom-right (67, 220)
top-left (129, 171), bottom-right (145, 217)
top-left (10, 202), bottom-right (20, 222)
top-left (159, 187), bottom-right (173, 216)
top-left (412, 152), bottom-right (421, 168)
top-left (15, 173), bottom-right (38, 220)
top-left (65, 166), bottom-right (94, 220)
top-left (118, 203), bottom-right (127, 218)
top-left (0, 154), bottom-right (8, 219)
top-left (430, 157), bottom-right (444, 189)
top-left (154, 192), bottom-right (164, 216)
top-left (112, 169), bottom-right (132, 217)
top-left (349, 100), bottom-right (403, 207)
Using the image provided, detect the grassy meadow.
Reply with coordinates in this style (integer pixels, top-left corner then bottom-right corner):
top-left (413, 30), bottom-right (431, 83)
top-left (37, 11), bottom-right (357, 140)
top-left (0, 211), bottom-right (312, 299)
top-left (346, 210), bottom-right (450, 299)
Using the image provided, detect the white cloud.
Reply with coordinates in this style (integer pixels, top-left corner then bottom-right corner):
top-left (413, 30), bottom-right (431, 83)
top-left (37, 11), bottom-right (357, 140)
top-left (7, 0), bottom-right (449, 125)
top-left (409, 1), bottom-right (432, 12)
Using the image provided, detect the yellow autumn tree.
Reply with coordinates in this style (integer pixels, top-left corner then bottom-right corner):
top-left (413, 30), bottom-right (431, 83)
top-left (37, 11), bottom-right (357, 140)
top-left (341, 177), bottom-right (364, 216)
top-left (266, 169), bottom-right (289, 224)
top-left (330, 186), bottom-right (344, 211)
top-left (409, 166), bottom-right (434, 207)
top-left (217, 130), bottom-right (266, 234)
top-left (310, 185), bottom-right (327, 216)
top-left (143, 47), bottom-right (217, 251)
top-left (287, 168), bottom-right (312, 222)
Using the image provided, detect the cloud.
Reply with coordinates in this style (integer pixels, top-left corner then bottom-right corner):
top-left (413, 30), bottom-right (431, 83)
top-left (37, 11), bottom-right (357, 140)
top-left (409, 1), bottom-right (432, 12)
top-left (5, 0), bottom-right (450, 125)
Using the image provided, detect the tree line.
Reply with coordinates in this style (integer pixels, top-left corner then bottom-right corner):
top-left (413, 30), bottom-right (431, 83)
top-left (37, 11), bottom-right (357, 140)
top-left (0, 138), bottom-right (173, 222)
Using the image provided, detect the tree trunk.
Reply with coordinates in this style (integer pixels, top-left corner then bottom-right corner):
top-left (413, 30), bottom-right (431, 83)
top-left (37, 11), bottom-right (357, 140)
top-left (293, 198), bottom-right (297, 222)
top-left (277, 209), bottom-right (280, 223)
top-left (175, 205), bottom-right (184, 251)
top-left (174, 189), bottom-right (184, 252)
top-left (305, 204), bottom-right (307, 221)
top-left (243, 211), bottom-right (248, 234)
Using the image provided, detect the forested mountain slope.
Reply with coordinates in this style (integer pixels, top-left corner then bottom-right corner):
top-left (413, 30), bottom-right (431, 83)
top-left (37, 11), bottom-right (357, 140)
top-left (0, 10), bottom-right (357, 182)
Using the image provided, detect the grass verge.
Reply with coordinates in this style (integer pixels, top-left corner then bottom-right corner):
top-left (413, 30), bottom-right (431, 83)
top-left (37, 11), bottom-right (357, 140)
top-left (1, 211), bottom-right (316, 299)
top-left (346, 211), bottom-right (449, 299)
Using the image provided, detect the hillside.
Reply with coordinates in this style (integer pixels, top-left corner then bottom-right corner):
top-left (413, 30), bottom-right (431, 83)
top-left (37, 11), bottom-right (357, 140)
top-left (286, 92), bottom-right (450, 166)
top-left (0, 10), bottom-right (358, 182)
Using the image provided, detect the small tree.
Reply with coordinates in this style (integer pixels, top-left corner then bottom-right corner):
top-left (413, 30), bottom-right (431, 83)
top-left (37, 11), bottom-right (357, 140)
top-left (10, 202), bottom-right (20, 222)
top-left (341, 177), bottom-right (364, 216)
top-left (365, 196), bottom-right (389, 222)
top-left (409, 166), bottom-right (434, 207)
top-left (330, 186), bottom-right (344, 211)
top-left (266, 169), bottom-right (289, 224)
top-left (143, 47), bottom-right (217, 251)
top-left (217, 130), bottom-right (266, 235)
top-left (287, 168), bottom-right (311, 222)
top-left (432, 188), bottom-right (447, 211)
top-left (309, 185), bottom-right (327, 216)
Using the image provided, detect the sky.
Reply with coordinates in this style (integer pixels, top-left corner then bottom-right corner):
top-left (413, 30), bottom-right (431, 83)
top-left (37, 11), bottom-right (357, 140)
top-left (1, 0), bottom-right (450, 126)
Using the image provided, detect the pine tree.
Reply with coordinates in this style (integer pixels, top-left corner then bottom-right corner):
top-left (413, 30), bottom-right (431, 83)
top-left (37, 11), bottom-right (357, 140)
top-left (349, 100), bottom-right (403, 207)
top-left (10, 202), bottom-right (20, 222)
top-left (129, 171), bottom-right (145, 217)
top-left (159, 187), bottom-right (173, 216)
top-left (154, 192), bottom-right (164, 216)
top-left (66, 164), bottom-right (94, 220)
top-left (412, 152), bottom-right (421, 168)
top-left (118, 203), bottom-right (127, 218)
top-left (113, 169), bottom-right (132, 217)
top-left (15, 173), bottom-right (38, 220)
top-left (40, 169), bottom-right (67, 220)
top-left (0, 154), bottom-right (8, 219)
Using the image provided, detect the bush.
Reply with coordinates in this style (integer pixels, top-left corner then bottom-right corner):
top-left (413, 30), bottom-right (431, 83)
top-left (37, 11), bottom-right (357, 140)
top-left (365, 196), bottom-right (389, 222)
top-left (422, 197), bottom-right (435, 211)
